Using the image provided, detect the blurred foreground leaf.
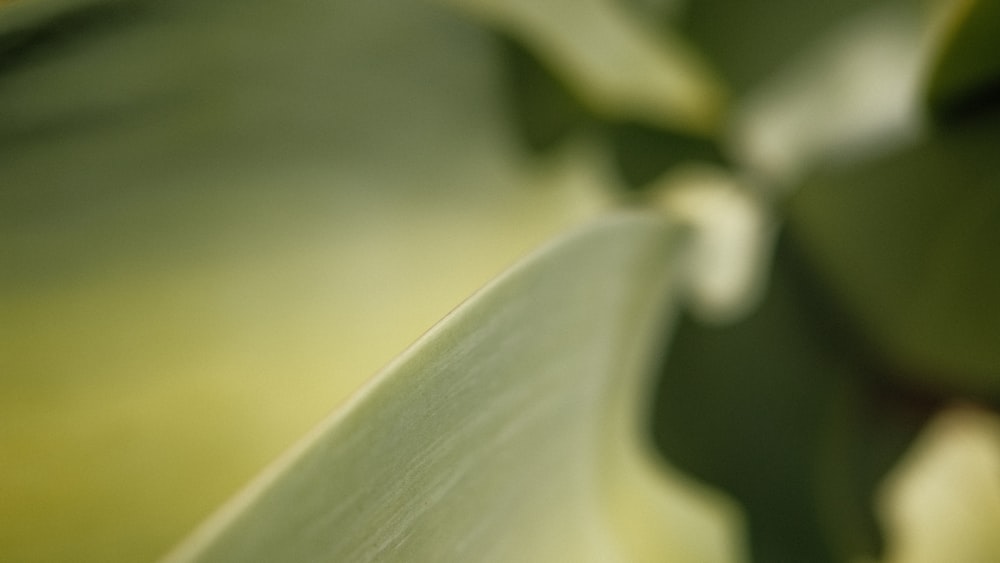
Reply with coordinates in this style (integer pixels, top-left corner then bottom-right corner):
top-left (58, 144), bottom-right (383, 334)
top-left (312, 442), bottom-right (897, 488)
top-left (163, 213), bottom-right (743, 563)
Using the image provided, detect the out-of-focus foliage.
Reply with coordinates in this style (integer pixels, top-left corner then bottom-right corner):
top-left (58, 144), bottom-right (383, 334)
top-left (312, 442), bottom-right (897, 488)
top-left (670, 0), bottom-right (872, 94)
top-left (789, 110), bottom-right (1000, 398)
top-left (2, 0), bottom-right (999, 561)
top-left (448, 0), bottom-right (725, 133)
top-left (879, 407), bottom-right (1000, 563)
top-left (654, 232), bottom-right (940, 562)
top-left (925, 0), bottom-right (1000, 121)
top-left (492, 0), bottom-right (1000, 560)
top-left (729, 1), bottom-right (932, 185)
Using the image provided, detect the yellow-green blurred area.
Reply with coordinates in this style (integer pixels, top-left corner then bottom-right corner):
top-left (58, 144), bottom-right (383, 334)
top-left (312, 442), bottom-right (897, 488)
top-left (1, 178), bottom-right (605, 563)
top-left (0, 0), bottom-right (611, 559)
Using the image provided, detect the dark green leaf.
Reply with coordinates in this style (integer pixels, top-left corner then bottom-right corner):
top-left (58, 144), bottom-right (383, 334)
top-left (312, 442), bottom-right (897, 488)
top-left (788, 110), bottom-right (1000, 399)
top-left (498, 30), bottom-right (725, 191)
top-left (450, 0), bottom-right (726, 134)
top-left (675, 0), bottom-right (871, 93)
top-left (499, 34), bottom-right (592, 154)
top-left (651, 232), bottom-right (936, 562)
top-left (925, 0), bottom-right (1000, 123)
top-left (607, 121), bottom-right (725, 190)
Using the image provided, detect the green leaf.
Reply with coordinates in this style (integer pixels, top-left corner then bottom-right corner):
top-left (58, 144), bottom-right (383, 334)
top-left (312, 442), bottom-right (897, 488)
top-left (0, 0), bottom-right (619, 560)
top-left (788, 110), bottom-right (1000, 398)
top-left (730, 2), bottom-right (933, 185)
top-left (608, 122), bottom-right (725, 190)
top-left (498, 32), bottom-right (724, 191)
top-left (925, 0), bottom-right (1000, 122)
top-left (447, 0), bottom-right (726, 134)
top-left (163, 213), bottom-right (743, 563)
top-left (675, 0), bottom-right (871, 93)
top-left (498, 33), bottom-right (593, 154)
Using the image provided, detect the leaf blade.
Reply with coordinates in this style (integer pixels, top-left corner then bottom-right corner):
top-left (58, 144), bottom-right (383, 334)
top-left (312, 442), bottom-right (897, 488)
top-left (163, 213), bottom-right (743, 563)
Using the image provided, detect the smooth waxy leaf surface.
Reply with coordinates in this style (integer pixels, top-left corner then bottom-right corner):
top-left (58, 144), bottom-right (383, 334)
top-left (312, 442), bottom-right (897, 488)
top-left (163, 213), bottom-right (743, 563)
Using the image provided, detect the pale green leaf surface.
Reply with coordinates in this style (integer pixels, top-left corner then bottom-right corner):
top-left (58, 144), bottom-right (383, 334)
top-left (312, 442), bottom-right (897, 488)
top-left (446, 0), bottom-right (726, 134)
top-left (163, 213), bottom-right (744, 563)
